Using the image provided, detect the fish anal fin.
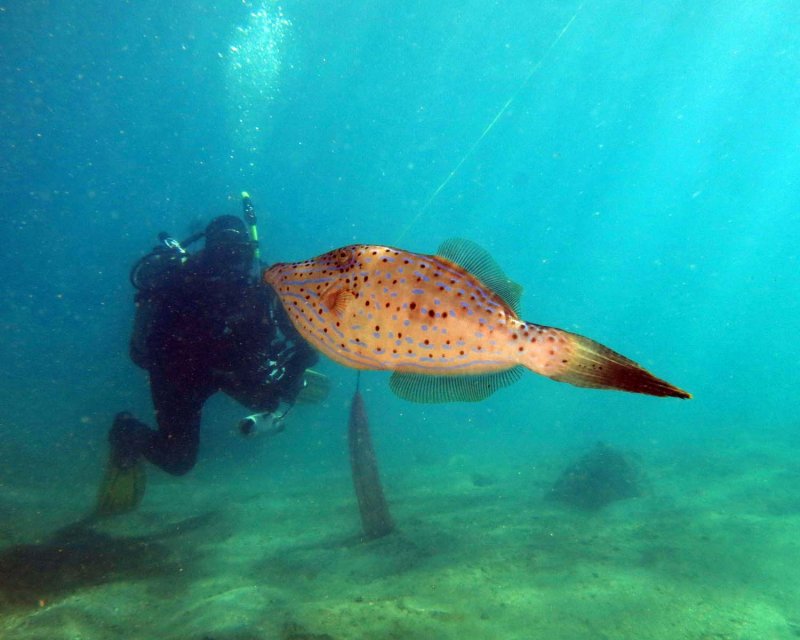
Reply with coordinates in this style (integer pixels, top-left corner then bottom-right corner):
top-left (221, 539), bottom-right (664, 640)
top-left (321, 286), bottom-right (355, 318)
top-left (389, 367), bottom-right (523, 403)
top-left (436, 238), bottom-right (523, 315)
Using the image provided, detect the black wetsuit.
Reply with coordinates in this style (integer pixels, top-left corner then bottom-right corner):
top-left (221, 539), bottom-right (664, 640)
top-left (115, 254), bottom-right (318, 475)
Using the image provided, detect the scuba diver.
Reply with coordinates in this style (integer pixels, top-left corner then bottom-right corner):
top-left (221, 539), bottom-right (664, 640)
top-left (96, 194), bottom-right (326, 515)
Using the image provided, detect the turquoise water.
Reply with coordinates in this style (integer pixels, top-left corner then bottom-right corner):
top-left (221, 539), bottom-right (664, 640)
top-left (1, 1), bottom-right (799, 638)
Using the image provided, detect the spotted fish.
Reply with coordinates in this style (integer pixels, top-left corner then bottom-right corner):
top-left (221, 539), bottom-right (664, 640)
top-left (263, 239), bottom-right (690, 403)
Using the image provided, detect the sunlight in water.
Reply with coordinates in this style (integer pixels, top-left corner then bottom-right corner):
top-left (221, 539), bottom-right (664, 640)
top-left (225, 1), bottom-right (291, 163)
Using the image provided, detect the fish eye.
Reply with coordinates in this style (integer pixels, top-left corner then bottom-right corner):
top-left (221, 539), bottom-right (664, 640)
top-left (332, 246), bottom-right (356, 268)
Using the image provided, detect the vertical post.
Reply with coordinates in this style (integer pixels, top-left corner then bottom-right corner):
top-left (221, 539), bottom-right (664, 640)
top-left (348, 389), bottom-right (394, 540)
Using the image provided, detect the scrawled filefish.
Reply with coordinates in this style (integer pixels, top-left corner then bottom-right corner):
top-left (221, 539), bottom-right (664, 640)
top-left (263, 239), bottom-right (690, 403)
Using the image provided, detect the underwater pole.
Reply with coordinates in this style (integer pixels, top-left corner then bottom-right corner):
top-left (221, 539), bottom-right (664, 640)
top-left (348, 373), bottom-right (394, 540)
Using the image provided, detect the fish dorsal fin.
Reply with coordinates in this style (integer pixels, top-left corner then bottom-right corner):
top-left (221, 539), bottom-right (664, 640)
top-left (389, 367), bottom-right (524, 403)
top-left (436, 238), bottom-right (523, 316)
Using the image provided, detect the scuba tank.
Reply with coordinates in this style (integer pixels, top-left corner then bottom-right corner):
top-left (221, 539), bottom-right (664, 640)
top-left (129, 193), bottom-right (261, 368)
top-left (130, 190), bottom-right (260, 292)
top-left (129, 231), bottom-right (201, 369)
top-left (129, 231), bottom-right (202, 292)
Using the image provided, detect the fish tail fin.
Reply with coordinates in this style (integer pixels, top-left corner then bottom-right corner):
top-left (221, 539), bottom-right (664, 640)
top-left (522, 326), bottom-right (691, 399)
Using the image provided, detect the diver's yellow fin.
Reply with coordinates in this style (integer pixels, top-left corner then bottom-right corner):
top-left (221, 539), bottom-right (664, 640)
top-left (295, 369), bottom-right (331, 404)
top-left (95, 458), bottom-right (146, 517)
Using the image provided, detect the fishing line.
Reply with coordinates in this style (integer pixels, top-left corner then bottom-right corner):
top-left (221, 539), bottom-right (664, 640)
top-left (396, 2), bottom-right (585, 243)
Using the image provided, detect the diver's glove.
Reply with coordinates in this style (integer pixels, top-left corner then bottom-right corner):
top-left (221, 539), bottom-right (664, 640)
top-left (238, 405), bottom-right (291, 438)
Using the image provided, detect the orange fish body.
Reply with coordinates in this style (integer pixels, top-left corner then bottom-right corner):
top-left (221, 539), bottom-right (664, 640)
top-left (263, 239), bottom-right (690, 402)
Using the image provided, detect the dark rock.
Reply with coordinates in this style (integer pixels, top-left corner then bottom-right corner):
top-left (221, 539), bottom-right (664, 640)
top-left (282, 622), bottom-right (335, 640)
top-left (548, 442), bottom-right (642, 511)
top-left (470, 472), bottom-right (496, 488)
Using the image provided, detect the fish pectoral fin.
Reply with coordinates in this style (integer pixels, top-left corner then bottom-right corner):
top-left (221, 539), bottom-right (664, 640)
top-left (389, 367), bottom-right (523, 403)
top-left (321, 286), bottom-right (356, 317)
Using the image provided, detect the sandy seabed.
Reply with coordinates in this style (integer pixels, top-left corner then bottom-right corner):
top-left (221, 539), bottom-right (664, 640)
top-left (1, 436), bottom-right (799, 640)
